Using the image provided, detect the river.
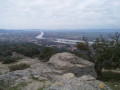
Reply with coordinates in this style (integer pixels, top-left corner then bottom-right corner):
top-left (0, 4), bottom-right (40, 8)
top-left (36, 32), bottom-right (44, 39)
top-left (54, 39), bottom-right (93, 45)
top-left (36, 32), bottom-right (94, 45)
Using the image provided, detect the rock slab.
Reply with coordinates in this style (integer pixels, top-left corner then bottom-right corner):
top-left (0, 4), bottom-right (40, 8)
top-left (0, 52), bottom-right (111, 90)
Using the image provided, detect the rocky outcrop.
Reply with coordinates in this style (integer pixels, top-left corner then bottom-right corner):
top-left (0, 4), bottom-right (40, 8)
top-left (48, 52), bottom-right (96, 78)
top-left (45, 73), bottom-right (111, 90)
top-left (0, 52), bottom-right (111, 90)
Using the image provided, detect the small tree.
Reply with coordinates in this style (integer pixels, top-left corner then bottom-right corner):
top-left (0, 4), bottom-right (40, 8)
top-left (77, 37), bottom-right (94, 62)
top-left (77, 32), bottom-right (120, 75)
top-left (76, 37), bottom-right (101, 74)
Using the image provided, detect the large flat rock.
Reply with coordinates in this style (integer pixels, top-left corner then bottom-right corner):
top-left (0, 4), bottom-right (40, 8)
top-left (48, 52), bottom-right (96, 78)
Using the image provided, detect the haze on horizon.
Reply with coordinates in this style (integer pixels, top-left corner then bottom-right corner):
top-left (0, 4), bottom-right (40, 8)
top-left (0, 0), bottom-right (120, 30)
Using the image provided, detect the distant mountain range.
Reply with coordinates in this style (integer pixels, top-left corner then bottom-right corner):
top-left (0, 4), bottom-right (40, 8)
top-left (0, 29), bottom-right (120, 33)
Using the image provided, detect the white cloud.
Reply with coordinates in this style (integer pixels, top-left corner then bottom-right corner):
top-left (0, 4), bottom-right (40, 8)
top-left (0, 0), bottom-right (120, 29)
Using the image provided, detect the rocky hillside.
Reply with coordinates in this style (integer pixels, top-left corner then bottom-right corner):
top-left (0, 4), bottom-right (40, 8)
top-left (0, 52), bottom-right (112, 90)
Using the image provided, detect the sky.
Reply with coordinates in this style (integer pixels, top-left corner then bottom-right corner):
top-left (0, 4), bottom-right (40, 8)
top-left (0, 0), bottom-right (120, 29)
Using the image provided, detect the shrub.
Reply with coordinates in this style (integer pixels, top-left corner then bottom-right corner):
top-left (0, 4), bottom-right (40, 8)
top-left (0, 56), bottom-right (5, 62)
top-left (103, 62), bottom-right (120, 69)
top-left (38, 47), bottom-right (53, 62)
top-left (14, 46), bottom-right (40, 57)
top-left (9, 63), bottom-right (30, 71)
top-left (1, 50), bottom-right (12, 57)
top-left (2, 56), bottom-right (22, 64)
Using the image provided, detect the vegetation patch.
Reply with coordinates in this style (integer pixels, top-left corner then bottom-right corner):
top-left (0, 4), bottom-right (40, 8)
top-left (9, 63), bottom-right (30, 71)
top-left (6, 82), bottom-right (28, 90)
top-left (2, 56), bottom-right (23, 64)
top-left (77, 33), bottom-right (120, 75)
top-left (38, 47), bottom-right (54, 62)
top-left (98, 71), bottom-right (120, 90)
top-left (0, 43), bottom-right (63, 63)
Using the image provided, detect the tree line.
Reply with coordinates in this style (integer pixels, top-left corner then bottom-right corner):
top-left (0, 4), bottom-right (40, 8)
top-left (0, 43), bottom-right (62, 64)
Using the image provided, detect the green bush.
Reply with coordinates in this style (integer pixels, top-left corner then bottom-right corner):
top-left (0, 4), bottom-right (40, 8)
top-left (0, 56), bottom-right (5, 62)
top-left (0, 43), bottom-right (41, 59)
top-left (103, 62), bottom-right (120, 69)
top-left (9, 63), bottom-right (30, 71)
top-left (38, 47), bottom-right (53, 62)
top-left (15, 47), bottom-right (40, 57)
top-left (2, 56), bottom-right (22, 64)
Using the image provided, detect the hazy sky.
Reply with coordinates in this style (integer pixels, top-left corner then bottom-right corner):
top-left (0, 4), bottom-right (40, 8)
top-left (0, 0), bottom-right (120, 29)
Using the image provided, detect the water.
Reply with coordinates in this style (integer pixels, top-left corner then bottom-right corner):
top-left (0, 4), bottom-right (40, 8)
top-left (54, 39), bottom-right (94, 45)
top-left (36, 32), bottom-right (94, 45)
top-left (36, 32), bottom-right (44, 39)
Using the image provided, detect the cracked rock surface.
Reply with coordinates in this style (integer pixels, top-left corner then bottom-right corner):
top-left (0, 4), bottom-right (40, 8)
top-left (0, 52), bottom-right (112, 90)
